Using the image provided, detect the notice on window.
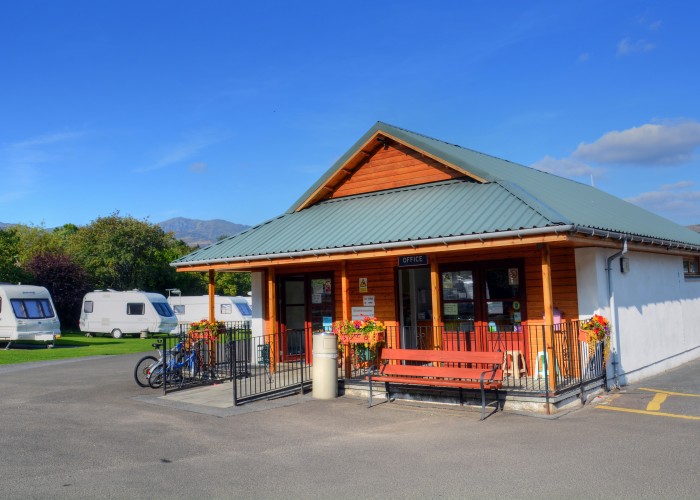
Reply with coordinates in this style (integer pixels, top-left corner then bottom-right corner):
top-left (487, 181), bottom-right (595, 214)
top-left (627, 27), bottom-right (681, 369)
top-left (312, 293), bottom-right (322, 304)
top-left (443, 303), bottom-right (458, 316)
top-left (312, 279), bottom-right (325, 295)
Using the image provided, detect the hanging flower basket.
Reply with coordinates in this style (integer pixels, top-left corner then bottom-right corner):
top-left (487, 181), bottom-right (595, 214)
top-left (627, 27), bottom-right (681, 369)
top-left (579, 314), bottom-right (611, 366)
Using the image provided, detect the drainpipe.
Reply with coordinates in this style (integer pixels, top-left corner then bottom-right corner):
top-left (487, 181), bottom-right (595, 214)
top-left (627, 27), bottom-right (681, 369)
top-left (605, 239), bottom-right (627, 390)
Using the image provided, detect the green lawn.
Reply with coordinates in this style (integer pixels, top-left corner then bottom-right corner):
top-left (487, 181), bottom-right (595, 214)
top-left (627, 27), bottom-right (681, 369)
top-left (0, 331), bottom-right (164, 365)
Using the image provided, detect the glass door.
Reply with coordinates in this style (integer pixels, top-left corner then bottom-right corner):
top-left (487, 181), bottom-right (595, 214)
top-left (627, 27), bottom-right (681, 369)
top-left (398, 267), bottom-right (432, 348)
top-left (280, 277), bottom-right (305, 360)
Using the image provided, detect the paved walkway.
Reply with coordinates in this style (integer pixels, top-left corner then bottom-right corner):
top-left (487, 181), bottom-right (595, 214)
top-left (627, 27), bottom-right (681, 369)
top-left (135, 381), bottom-right (314, 417)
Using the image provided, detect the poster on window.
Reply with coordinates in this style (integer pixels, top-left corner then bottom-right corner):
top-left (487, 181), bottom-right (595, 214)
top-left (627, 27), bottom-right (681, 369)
top-left (312, 279), bottom-right (325, 295)
top-left (508, 268), bottom-right (519, 286)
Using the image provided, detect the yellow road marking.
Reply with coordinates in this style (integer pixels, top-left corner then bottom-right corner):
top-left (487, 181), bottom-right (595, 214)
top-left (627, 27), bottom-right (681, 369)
top-left (646, 392), bottom-right (668, 411)
top-left (597, 406), bottom-right (700, 420)
top-left (639, 388), bottom-right (700, 398)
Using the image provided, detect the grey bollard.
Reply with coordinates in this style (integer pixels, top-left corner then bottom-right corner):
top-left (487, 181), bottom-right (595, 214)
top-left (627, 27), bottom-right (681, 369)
top-left (312, 332), bottom-right (338, 399)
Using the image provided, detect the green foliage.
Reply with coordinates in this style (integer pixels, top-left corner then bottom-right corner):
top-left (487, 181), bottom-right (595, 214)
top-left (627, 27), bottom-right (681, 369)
top-left (71, 212), bottom-right (178, 291)
top-left (0, 228), bottom-right (32, 283)
top-left (26, 252), bottom-right (91, 329)
top-left (214, 272), bottom-right (251, 296)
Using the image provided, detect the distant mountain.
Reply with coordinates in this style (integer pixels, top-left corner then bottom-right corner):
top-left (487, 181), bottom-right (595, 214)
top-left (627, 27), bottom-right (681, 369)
top-left (0, 222), bottom-right (10, 229)
top-left (158, 217), bottom-right (250, 247)
top-left (690, 225), bottom-right (700, 233)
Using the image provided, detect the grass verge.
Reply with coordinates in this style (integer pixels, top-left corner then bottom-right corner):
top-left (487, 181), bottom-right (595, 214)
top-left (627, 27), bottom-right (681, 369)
top-left (0, 331), bottom-right (165, 365)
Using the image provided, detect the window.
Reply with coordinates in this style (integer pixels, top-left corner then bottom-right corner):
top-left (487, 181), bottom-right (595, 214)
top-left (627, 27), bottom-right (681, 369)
top-left (173, 304), bottom-right (185, 315)
top-left (83, 301), bottom-right (94, 313)
top-left (220, 303), bottom-right (232, 314)
top-left (441, 269), bottom-right (475, 328)
top-left (683, 257), bottom-right (700, 277)
top-left (235, 302), bottom-right (252, 317)
top-left (10, 299), bottom-right (55, 319)
top-left (127, 303), bottom-right (145, 315)
top-left (152, 302), bottom-right (174, 317)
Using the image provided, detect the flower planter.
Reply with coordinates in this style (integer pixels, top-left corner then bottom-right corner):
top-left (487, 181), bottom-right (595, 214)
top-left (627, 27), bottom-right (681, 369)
top-left (338, 331), bottom-right (385, 345)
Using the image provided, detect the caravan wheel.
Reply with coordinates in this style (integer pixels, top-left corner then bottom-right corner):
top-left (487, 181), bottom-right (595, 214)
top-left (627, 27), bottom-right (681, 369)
top-left (111, 329), bottom-right (124, 339)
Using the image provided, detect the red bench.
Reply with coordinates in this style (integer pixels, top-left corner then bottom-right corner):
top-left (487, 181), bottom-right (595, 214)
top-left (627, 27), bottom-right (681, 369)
top-left (367, 348), bottom-right (504, 420)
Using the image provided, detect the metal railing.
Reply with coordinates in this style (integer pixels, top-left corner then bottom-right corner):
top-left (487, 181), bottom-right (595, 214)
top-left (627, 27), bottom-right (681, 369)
top-left (160, 321), bottom-right (605, 406)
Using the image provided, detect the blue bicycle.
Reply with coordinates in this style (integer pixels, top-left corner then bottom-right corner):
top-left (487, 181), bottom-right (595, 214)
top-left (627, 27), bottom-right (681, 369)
top-left (148, 338), bottom-right (204, 389)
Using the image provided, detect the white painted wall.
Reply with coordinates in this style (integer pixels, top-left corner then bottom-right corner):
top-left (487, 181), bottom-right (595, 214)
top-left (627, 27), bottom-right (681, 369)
top-left (576, 247), bottom-right (700, 386)
top-left (251, 271), bottom-right (265, 341)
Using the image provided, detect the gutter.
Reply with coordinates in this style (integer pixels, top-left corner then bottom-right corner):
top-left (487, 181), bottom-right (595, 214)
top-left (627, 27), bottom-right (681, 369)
top-left (172, 224), bottom-right (700, 268)
top-left (605, 239), bottom-right (627, 390)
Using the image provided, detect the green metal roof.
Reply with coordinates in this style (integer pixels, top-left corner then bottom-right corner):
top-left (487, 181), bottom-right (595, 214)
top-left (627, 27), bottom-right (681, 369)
top-left (173, 122), bottom-right (700, 267)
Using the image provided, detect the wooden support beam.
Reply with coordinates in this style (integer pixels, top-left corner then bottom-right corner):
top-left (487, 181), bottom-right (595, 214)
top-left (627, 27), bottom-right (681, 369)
top-left (266, 267), bottom-right (277, 373)
top-left (341, 261), bottom-right (351, 379)
top-left (430, 256), bottom-right (442, 349)
top-left (208, 270), bottom-right (216, 323)
top-left (540, 244), bottom-right (557, 392)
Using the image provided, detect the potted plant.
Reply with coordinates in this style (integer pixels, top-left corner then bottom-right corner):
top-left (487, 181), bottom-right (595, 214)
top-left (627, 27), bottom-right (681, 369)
top-left (333, 316), bottom-right (386, 370)
top-left (579, 314), bottom-right (610, 367)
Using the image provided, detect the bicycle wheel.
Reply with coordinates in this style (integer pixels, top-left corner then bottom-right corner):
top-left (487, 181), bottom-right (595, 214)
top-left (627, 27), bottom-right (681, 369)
top-left (148, 364), bottom-right (164, 389)
top-left (134, 355), bottom-right (158, 388)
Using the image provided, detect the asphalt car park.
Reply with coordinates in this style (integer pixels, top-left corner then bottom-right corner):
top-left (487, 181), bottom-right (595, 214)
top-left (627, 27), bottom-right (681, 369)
top-left (2, 354), bottom-right (700, 499)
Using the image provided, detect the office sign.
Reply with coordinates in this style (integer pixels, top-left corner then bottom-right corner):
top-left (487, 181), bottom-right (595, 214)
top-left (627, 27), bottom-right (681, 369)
top-left (398, 255), bottom-right (428, 267)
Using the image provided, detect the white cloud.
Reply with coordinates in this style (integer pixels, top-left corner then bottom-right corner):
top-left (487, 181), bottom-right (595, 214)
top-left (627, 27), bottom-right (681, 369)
top-left (617, 37), bottom-right (656, 56)
top-left (531, 155), bottom-right (604, 178)
top-left (0, 130), bottom-right (87, 204)
top-left (626, 181), bottom-right (700, 222)
top-left (572, 121), bottom-right (700, 166)
top-left (135, 130), bottom-right (225, 173)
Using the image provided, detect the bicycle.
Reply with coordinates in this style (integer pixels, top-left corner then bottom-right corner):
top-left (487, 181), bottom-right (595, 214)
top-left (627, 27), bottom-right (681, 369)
top-left (133, 342), bottom-right (164, 388)
top-left (148, 338), bottom-right (204, 389)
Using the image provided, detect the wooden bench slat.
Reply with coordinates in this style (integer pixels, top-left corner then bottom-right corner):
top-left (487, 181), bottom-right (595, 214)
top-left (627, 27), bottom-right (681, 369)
top-left (381, 363), bottom-right (503, 382)
top-left (379, 348), bottom-right (503, 365)
top-left (371, 375), bottom-right (503, 390)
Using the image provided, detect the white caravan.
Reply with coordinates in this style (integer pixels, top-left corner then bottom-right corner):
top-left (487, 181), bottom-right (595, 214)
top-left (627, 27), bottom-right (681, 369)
top-left (0, 284), bottom-right (61, 348)
top-left (167, 295), bottom-right (252, 333)
top-left (79, 290), bottom-right (178, 338)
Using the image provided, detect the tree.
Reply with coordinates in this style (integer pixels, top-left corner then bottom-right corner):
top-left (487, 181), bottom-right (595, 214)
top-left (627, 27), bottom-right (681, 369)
top-left (214, 272), bottom-right (251, 296)
top-left (0, 227), bottom-right (32, 283)
top-left (71, 212), bottom-right (180, 292)
top-left (25, 252), bottom-right (90, 329)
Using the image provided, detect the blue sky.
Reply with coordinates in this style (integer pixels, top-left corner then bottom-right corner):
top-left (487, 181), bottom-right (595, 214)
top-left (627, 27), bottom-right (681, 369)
top-left (2, 1), bottom-right (700, 229)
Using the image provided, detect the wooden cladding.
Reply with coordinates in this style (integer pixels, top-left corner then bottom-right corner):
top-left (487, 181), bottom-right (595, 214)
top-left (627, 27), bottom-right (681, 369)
top-left (330, 142), bottom-right (465, 199)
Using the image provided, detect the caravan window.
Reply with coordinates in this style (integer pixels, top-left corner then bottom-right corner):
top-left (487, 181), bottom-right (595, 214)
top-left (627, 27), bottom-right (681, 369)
top-left (221, 304), bottom-right (232, 314)
top-left (153, 302), bottom-right (174, 317)
top-left (84, 301), bottom-right (94, 313)
top-left (127, 303), bottom-right (145, 315)
top-left (235, 302), bottom-right (252, 317)
top-left (10, 299), bottom-right (55, 319)
top-left (173, 305), bottom-right (185, 315)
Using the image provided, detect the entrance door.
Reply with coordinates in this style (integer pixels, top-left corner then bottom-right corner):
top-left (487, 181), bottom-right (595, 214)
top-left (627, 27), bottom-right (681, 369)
top-left (279, 275), bottom-right (334, 363)
top-left (398, 267), bottom-right (432, 349)
top-left (280, 277), bottom-right (305, 360)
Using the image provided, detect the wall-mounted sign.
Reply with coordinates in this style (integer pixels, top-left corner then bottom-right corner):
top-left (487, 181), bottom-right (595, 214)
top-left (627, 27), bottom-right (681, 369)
top-left (359, 278), bottom-right (368, 293)
top-left (352, 306), bottom-right (375, 320)
top-left (398, 255), bottom-right (429, 267)
top-left (363, 295), bottom-right (375, 307)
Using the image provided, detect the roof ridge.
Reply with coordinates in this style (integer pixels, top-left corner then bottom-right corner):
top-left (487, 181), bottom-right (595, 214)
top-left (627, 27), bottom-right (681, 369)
top-left (493, 180), bottom-right (571, 225)
top-left (314, 178), bottom-right (477, 206)
top-left (377, 121), bottom-right (525, 171)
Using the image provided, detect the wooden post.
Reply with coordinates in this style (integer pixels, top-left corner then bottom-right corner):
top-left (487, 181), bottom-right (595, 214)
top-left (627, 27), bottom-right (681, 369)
top-left (208, 270), bottom-right (216, 323)
top-left (341, 261), bottom-right (351, 379)
top-left (430, 256), bottom-right (442, 350)
top-left (266, 267), bottom-right (277, 373)
top-left (541, 244), bottom-right (556, 391)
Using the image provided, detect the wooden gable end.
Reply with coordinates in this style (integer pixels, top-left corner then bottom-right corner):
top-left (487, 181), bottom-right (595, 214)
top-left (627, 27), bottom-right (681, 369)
top-left (329, 140), bottom-right (465, 199)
